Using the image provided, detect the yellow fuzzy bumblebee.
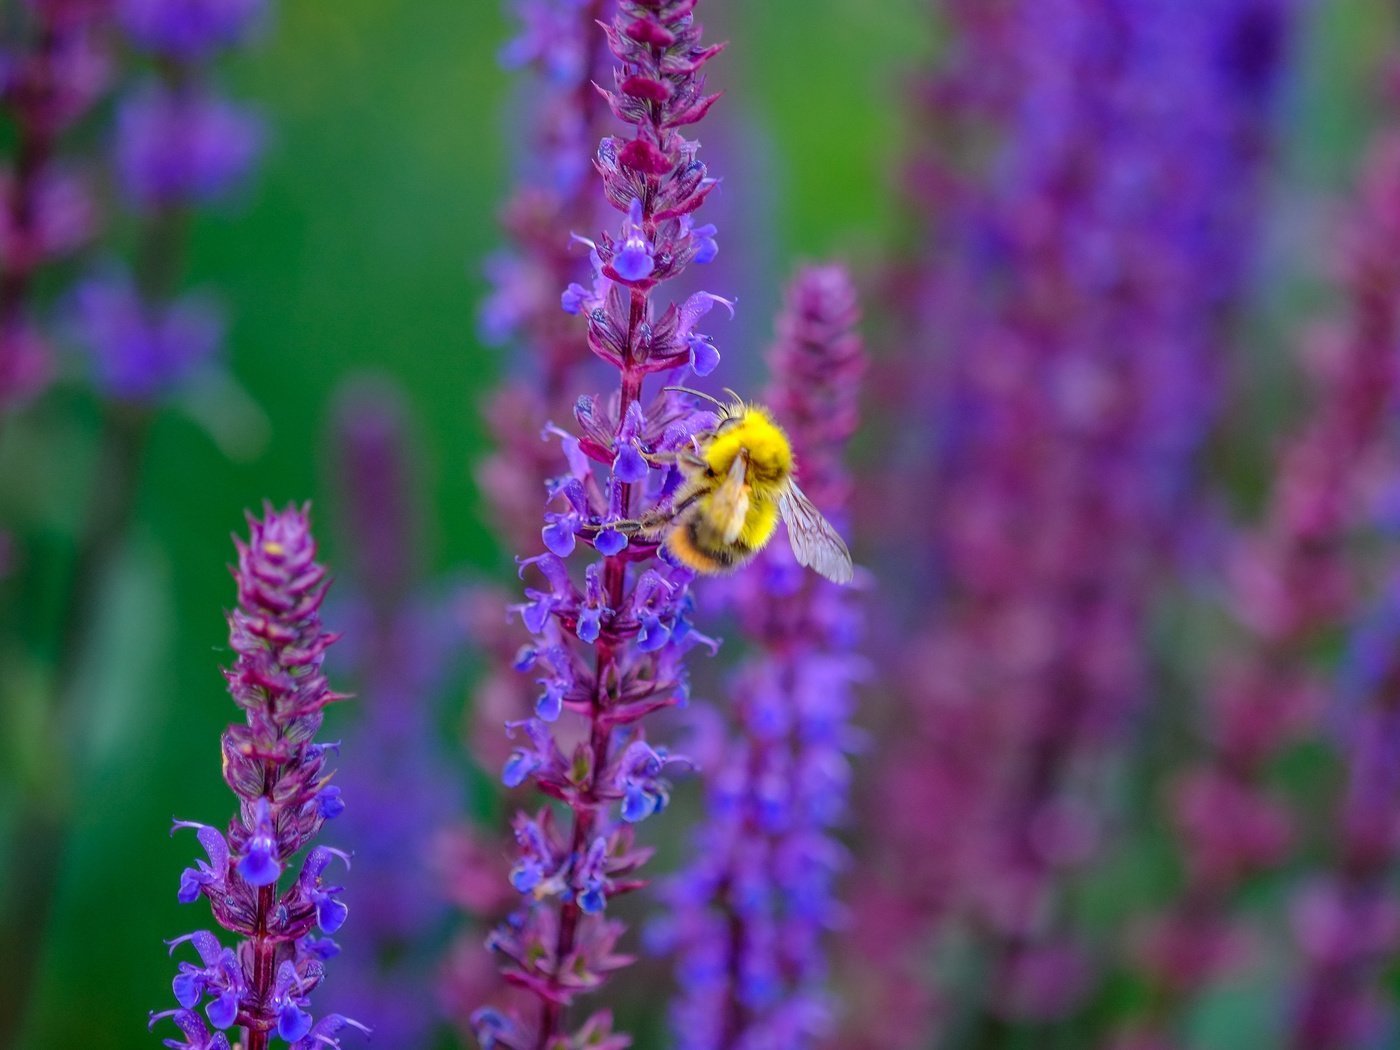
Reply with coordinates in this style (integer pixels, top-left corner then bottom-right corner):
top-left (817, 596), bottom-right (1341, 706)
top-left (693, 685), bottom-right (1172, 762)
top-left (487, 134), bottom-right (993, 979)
top-left (627, 391), bottom-right (853, 584)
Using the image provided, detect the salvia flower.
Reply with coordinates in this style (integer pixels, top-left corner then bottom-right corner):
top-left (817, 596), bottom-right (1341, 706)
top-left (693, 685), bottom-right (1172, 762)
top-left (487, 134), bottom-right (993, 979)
top-left (470, 0), bottom-right (728, 1046)
top-left (155, 504), bottom-right (366, 1050)
top-left (660, 264), bottom-right (865, 1050)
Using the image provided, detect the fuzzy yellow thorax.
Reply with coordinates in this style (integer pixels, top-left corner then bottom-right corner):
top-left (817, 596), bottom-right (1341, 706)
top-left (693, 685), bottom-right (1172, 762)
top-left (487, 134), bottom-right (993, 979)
top-left (703, 405), bottom-right (794, 491)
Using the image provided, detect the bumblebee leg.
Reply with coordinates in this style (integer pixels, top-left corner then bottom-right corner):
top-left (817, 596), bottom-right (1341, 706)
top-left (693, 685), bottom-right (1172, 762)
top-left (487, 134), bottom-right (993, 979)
top-left (591, 508), bottom-right (672, 537)
top-left (643, 449), bottom-right (706, 470)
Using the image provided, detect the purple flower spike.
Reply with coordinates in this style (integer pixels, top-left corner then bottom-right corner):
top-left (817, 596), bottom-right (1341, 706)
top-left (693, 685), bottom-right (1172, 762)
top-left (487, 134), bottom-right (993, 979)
top-left (662, 265), bottom-right (864, 1050)
top-left (1272, 122), bottom-right (1400, 1050)
top-left (154, 506), bottom-right (366, 1050)
top-left (324, 375), bottom-right (468, 1048)
top-left (471, 0), bottom-right (727, 1045)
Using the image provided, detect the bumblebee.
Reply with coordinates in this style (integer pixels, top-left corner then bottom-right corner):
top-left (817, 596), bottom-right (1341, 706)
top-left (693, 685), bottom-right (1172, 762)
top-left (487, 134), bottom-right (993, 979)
top-left (630, 391), bottom-right (854, 584)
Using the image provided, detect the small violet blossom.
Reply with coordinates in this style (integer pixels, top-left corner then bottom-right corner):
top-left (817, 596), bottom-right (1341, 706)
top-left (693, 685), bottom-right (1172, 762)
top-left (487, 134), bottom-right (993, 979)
top-left (115, 83), bottom-right (262, 210)
top-left (117, 0), bottom-right (267, 60)
top-left (69, 270), bottom-right (222, 402)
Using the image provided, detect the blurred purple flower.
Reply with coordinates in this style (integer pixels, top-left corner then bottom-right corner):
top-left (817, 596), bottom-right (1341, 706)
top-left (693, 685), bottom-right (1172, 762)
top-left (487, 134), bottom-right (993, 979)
top-left (117, 0), bottom-right (267, 60)
top-left (500, 0), bottom-right (591, 82)
top-left (837, 0), bottom-right (1298, 1043)
top-left (1128, 102), bottom-right (1400, 1050)
top-left (115, 83), bottom-right (262, 210)
top-left (154, 505), bottom-right (366, 1050)
top-left (323, 379), bottom-right (463, 1048)
top-left (0, 7), bottom-right (111, 133)
top-left (1271, 127), bottom-right (1400, 1049)
top-left (661, 265), bottom-right (864, 1050)
top-left (0, 322), bottom-right (53, 405)
top-left (68, 269), bottom-right (222, 401)
top-left (330, 380), bottom-right (423, 601)
top-left (0, 166), bottom-right (96, 267)
top-left (0, 3), bottom-right (111, 407)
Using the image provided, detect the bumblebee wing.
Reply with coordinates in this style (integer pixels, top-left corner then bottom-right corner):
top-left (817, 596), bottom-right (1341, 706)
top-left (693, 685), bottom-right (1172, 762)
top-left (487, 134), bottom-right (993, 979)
top-left (710, 450), bottom-right (752, 544)
top-left (777, 480), bottom-right (854, 584)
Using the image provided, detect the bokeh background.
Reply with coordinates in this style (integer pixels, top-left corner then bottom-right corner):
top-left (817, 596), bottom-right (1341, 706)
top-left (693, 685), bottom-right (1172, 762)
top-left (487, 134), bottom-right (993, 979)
top-left (3, 0), bottom-right (1400, 1047)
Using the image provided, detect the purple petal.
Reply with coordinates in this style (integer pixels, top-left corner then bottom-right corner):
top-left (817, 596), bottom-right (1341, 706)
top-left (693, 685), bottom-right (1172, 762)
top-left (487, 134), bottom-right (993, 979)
top-left (613, 246), bottom-right (654, 282)
top-left (236, 847), bottom-right (280, 888)
top-left (316, 891), bottom-right (348, 934)
top-left (207, 988), bottom-right (239, 1030)
top-left (542, 517), bottom-right (577, 557)
top-left (613, 442), bottom-right (648, 483)
top-left (535, 686), bottom-right (563, 722)
top-left (502, 751), bottom-right (535, 788)
top-left (278, 1002), bottom-right (313, 1043)
top-left (689, 337), bottom-right (720, 377)
top-left (595, 528), bottom-right (628, 556)
top-left (173, 969), bottom-right (203, 1009)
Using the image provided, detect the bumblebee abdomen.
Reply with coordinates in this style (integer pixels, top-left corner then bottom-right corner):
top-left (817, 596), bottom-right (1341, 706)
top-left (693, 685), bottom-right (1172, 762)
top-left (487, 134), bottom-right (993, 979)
top-left (739, 496), bottom-right (780, 550)
top-left (666, 516), bottom-right (755, 574)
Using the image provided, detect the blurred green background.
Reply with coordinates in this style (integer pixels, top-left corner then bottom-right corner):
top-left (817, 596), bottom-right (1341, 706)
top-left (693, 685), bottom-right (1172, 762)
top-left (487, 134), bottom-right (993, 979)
top-left (1, 0), bottom-right (1395, 1046)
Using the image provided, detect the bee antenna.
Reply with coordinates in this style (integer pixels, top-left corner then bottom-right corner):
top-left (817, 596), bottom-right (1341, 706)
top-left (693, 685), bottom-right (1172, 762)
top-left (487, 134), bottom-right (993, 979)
top-left (721, 387), bottom-right (745, 409)
top-left (663, 385), bottom-right (730, 412)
